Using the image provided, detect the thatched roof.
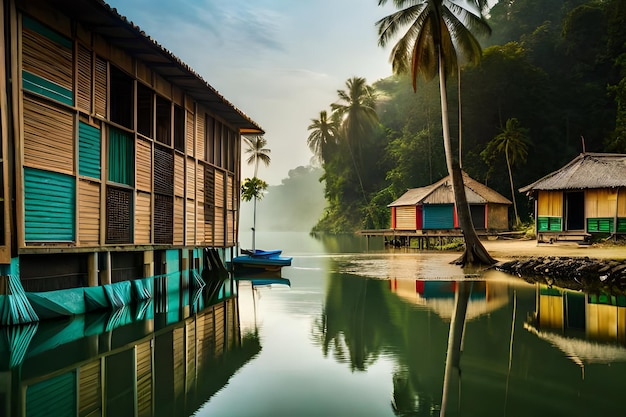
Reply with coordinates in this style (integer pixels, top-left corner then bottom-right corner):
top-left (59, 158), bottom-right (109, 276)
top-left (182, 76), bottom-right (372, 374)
top-left (519, 153), bottom-right (626, 193)
top-left (40, 0), bottom-right (264, 134)
top-left (388, 172), bottom-right (512, 207)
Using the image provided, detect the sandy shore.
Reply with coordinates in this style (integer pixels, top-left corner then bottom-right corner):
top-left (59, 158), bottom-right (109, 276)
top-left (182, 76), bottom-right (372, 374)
top-left (481, 239), bottom-right (626, 261)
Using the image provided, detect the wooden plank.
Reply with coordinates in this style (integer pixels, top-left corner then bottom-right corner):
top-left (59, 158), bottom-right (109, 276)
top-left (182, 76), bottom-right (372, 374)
top-left (76, 44), bottom-right (92, 113)
top-left (78, 360), bottom-right (102, 417)
top-left (78, 180), bottom-right (100, 246)
top-left (196, 110), bottom-right (205, 161)
top-left (174, 154), bottom-right (184, 197)
top-left (186, 199), bottom-right (195, 245)
top-left (196, 163), bottom-right (204, 203)
top-left (196, 204), bottom-right (204, 245)
top-left (135, 191), bottom-right (151, 244)
top-left (23, 97), bottom-right (74, 175)
top-left (22, 25), bottom-right (72, 91)
top-left (186, 158), bottom-right (195, 199)
top-left (186, 111), bottom-right (194, 156)
top-left (136, 138), bottom-right (152, 192)
top-left (174, 196), bottom-right (184, 245)
top-left (94, 56), bottom-right (107, 118)
top-left (214, 170), bottom-right (224, 207)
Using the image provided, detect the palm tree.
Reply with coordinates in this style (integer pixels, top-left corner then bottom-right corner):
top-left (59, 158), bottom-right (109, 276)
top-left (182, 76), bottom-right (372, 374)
top-left (241, 177), bottom-right (268, 252)
top-left (331, 77), bottom-right (379, 165)
top-left (307, 110), bottom-right (339, 164)
top-left (330, 77), bottom-right (379, 219)
top-left (377, 0), bottom-right (495, 266)
top-left (242, 135), bottom-right (270, 251)
top-left (243, 135), bottom-right (271, 177)
top-left (481, 118), bottom-right (530, 227)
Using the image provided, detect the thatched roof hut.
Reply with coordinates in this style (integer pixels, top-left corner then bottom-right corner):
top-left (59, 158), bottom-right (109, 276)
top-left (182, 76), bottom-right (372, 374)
top-left (519, 153), bottom-right (626, 241)
top-left (388, 172), bottom-right (511, 231)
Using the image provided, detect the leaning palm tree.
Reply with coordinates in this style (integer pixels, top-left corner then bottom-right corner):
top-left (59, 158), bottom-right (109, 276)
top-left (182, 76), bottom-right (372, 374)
top-left (377, 0), bottom-right (495, 266)
top-left (481, 118), bottom-right (530, 227)
top-left (243, 135), bottom-right (271, 177)
top-left (307, 110), bottom-right (340, 164)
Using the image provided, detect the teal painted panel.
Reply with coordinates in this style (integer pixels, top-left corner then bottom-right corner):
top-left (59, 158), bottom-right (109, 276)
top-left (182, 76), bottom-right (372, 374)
top-left (78, 122), bottom-right (101, 179)
top-left (26, 371), bottom-right (76, 417)
top-left (108, 129), bottom-right (134, 186)
top-left (423, 204), bottom-right (454, 229)
top-left (548, 217), bottom-right (562, 231)
top-left (24, 168), bottom-right (75, 241)
top-left (618, 218), bottom-right (626, 233)
top-left (23, 15), bottom-right (72, 49)
top-left (22, 71), bottom-right (73, 106)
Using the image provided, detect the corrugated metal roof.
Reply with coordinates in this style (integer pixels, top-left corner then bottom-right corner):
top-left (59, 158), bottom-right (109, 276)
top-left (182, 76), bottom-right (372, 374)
top-left (519, 153), bottom-right (626, 193)
top-left (42, 0), bottom-right (264, 134)
top-left (388, 172), bottom-right (512, 207)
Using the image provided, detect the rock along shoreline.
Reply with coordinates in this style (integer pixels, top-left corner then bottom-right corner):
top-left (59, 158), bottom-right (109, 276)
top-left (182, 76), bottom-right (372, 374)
top-left (495, 256), bottom-right (626, 293)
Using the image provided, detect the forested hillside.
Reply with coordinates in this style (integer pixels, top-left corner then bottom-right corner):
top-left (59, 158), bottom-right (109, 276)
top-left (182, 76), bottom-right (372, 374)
top-left (308, 0), bottom-right (626, 233)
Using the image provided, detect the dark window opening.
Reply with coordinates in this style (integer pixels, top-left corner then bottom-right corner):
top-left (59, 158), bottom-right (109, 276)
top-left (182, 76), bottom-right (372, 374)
top-left (110, 66), bottom-right (133, 129)
top-left (566, 191), bottom-right (585, 230)
top-left (174, 105), bottom-right (184, 152)
top-left (156, 96), bottom-right (171, 146)
top-left (137, 83), bottom-right (153, 138)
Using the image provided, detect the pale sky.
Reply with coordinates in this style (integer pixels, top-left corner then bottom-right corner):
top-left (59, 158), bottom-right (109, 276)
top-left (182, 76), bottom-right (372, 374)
top-left (106, 0), bottom-right (396, 184)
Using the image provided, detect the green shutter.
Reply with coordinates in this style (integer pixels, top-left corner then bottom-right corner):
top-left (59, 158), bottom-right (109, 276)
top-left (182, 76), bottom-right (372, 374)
top-left (108, 128), bottom-right (134, 186)
top-left (618, 218), bottom-right (626, 233)
top-left (79, 122), bottom-right (101, 179)
top-left (587, 218), bottom-right (614, 233)
top-left (538, 216), bottom-right (562, 232)
top-left (24, 167), bottom-right (75, 241)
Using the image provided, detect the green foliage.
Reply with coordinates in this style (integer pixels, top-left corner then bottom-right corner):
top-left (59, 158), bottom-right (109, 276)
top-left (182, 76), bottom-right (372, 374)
top-left (308, 0), bottom-right (626, 233)
top-left (240, 177), bottom-right (268, 202)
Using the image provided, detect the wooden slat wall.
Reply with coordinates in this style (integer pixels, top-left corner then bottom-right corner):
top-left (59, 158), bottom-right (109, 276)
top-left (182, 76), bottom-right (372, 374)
top-left (78, 360), bottom-right (102, 417)
top-left (135, 191), bottom-right (151, 244)
top-left (227, 175), bottom-right (233, 210)
top-left (396, 206), bottom-right (417, 230)
top-left (214, 170), bottom-right (224, 208)
top-left (136, 341), bottom-right (153, 417)
top-left (227, 211), bottom-right (234, 246)
top-left (196, 112), bottom-right (205, 161)
top-left (22, 24), bottom-right (72, 92)
top-left (186, 200), bottom-right (195, 245)
top-left (174, 196), bottom-right (184, 245)
top-left (78, 180), bottom-right (100, 246)
top-left (136, 138), bottom-right (152, 192)
top-left (538, 191), bottom-right (563, 217)
top-left (186, 112), bottom-right (194, 156)
top-left (619, 190), bottom-right (626, 217)
top-left (196, 313), bottom-right (206, 361)
top-left (196, 164), bottom-right (204, 207)
top-left (204, 208), bottom-right (213, 246)
top-left (214, 207), bottom-right (224, 247)
top-left (94, 56), bottom-right (107, 117)
top-left (77, 44), bottom-right (92, 113)
top-left (196, 204), bottom-right (204, 245)
top-left (174, 154), bottom-right (184, 197)
top-left (585, 189), bottom-right (617, 218)
top-left (23, 98), bottom-right (74, 175)
top-left (186, 158), bottom-right (195, 200)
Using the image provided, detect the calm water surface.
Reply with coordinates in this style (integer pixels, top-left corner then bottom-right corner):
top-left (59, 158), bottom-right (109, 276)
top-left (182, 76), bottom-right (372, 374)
top-left (3, 232), bottom-right (626, 416)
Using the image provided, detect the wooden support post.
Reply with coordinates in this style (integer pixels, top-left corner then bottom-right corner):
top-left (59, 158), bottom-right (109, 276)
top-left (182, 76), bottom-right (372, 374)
top-left (87, 252), bottom-right (98, 287)
top-left (143, 250), bottom-right (154, 277)
top-left (100, 251), bottom-right (111, 285)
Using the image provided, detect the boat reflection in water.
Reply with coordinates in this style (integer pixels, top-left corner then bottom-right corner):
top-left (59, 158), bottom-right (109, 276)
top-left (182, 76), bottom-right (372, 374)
top-left (0, 275), bottom-right (261, 417)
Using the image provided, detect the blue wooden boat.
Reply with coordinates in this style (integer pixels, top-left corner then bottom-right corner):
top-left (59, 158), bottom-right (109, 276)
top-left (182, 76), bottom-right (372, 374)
top-left (240, 249), bottom-right (282, 257)
top-left (231, 251), bottom-right (292, 273)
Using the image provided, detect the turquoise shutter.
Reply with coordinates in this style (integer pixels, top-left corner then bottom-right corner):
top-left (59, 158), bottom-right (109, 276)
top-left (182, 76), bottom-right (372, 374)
top-left (108, 128), bottom-right (134, 186)
top-left (78, 122), bottom-right (101, 179)
top-left (423, 204), bottom-right (454, 229)
top-left (24, 167), bottom-right (75, 241)
top-left (26, 371), bottom-right (76, 417)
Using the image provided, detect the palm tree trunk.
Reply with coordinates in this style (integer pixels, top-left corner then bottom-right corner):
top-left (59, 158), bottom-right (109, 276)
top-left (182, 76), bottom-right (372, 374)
top-left (505, 151), bottom-right (519, 226)
top-left (438, 49), bottom-right (496, 266)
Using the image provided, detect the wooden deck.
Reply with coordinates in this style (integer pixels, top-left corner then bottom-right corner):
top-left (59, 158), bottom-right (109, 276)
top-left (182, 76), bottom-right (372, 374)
top-left (358, 229), bottom-right (494, 249)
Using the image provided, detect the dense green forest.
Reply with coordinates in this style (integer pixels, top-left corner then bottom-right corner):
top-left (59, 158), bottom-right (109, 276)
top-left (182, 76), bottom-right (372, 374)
top-left (307, 0), bottom-right (626, 233)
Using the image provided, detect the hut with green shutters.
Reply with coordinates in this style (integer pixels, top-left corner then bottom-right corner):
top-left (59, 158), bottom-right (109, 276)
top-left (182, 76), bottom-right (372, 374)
top-left (519, 153), bottom-right (626, 243)
top-left (0, 0), bottom-right (263, 324)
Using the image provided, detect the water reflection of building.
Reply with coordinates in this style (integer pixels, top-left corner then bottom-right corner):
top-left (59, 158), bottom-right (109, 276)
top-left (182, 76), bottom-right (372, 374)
top-left (0, 284), bottom-right (260, 417)
top-left (526, 284), bottom-right (626, 368)
top-left (389, 279), bottom-right (509, 320)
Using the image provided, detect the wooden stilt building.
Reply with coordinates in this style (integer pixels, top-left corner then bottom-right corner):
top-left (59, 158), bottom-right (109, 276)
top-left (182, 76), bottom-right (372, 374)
top-left (0, 0), bottom-right (264, 324)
